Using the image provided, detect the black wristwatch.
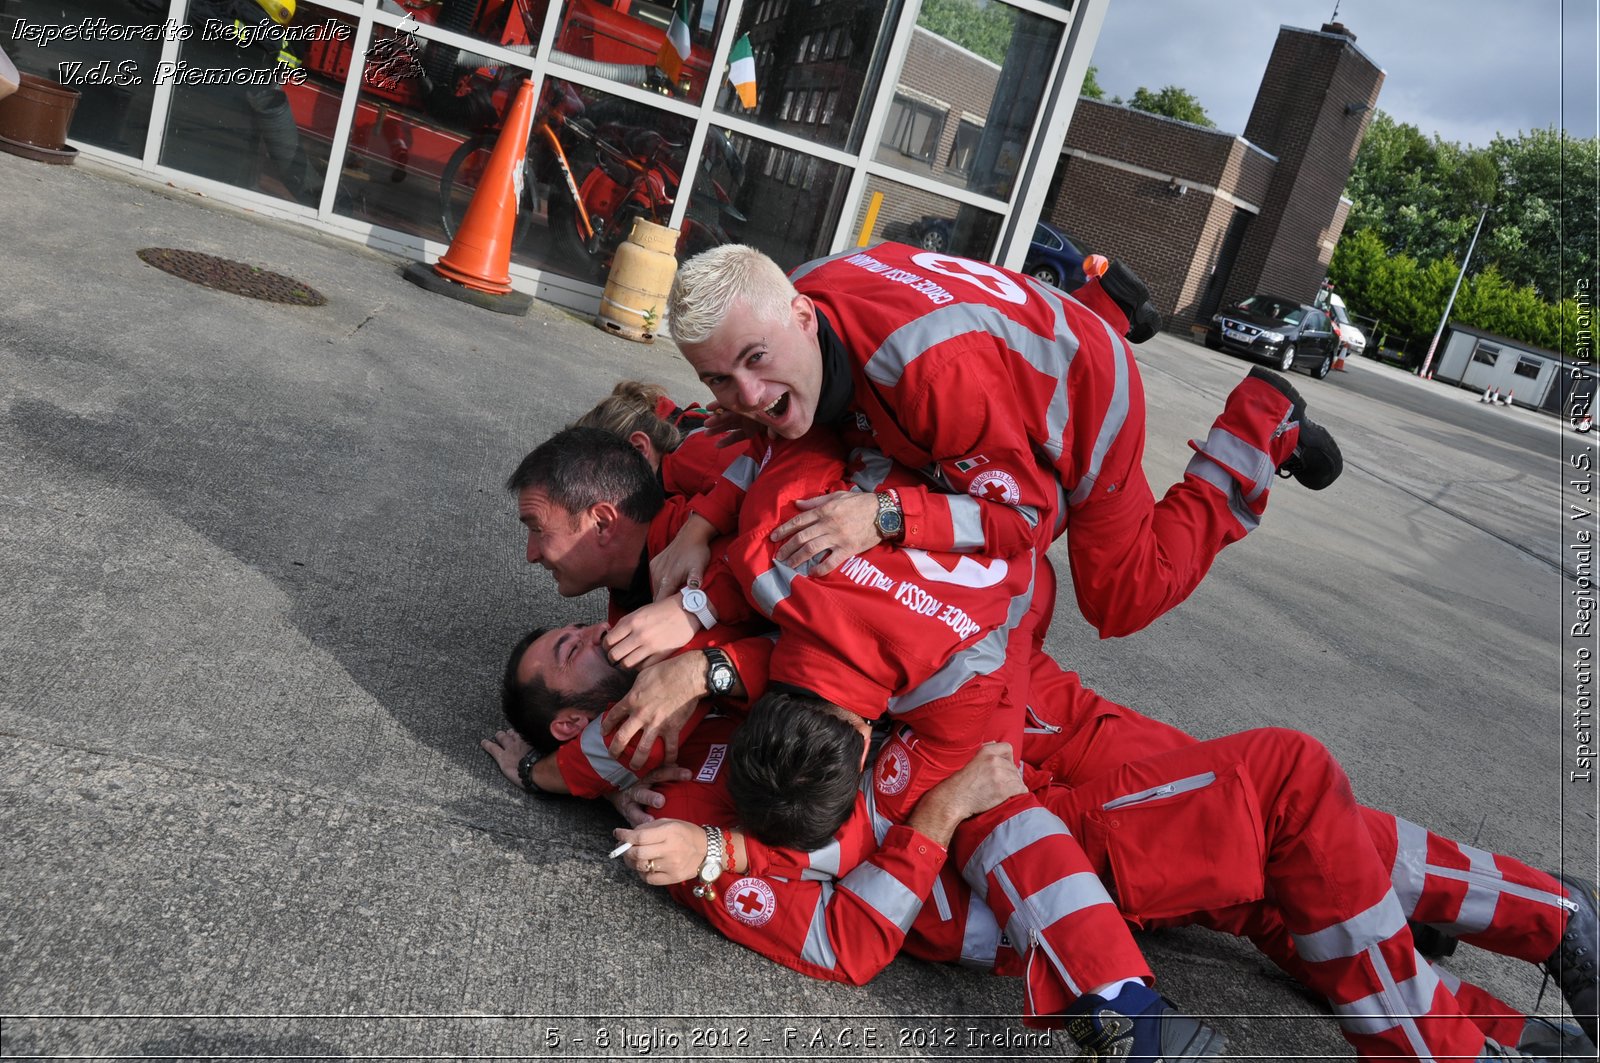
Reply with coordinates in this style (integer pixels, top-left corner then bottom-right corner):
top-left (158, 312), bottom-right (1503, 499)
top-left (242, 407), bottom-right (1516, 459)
top-left (518, 747), bottom-right (549, 794)
top-left (873, 490), bottom-right (904, 541)
top-left (703, 646), bottom-right (737, 697)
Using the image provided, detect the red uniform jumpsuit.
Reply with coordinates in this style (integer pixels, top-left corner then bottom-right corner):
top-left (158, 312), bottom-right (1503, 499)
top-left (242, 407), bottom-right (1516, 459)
top-left (792, 243), bottom-right (1307, 755)
top-left (649, 713), bottom-right (1573, 1060)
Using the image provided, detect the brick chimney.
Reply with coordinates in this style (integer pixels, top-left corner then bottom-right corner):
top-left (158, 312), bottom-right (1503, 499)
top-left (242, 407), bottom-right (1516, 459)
top-left (1220, 23), bottom-right (1384, 308)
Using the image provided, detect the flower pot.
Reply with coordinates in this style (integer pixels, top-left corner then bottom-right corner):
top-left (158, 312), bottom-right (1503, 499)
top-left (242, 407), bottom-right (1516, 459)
top-left (0, 72), bottom-right (81, 163)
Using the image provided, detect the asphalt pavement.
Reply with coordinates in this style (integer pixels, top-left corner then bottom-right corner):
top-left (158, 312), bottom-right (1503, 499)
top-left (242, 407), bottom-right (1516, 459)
top-left (1, 149), bottom-right (1594, 1062)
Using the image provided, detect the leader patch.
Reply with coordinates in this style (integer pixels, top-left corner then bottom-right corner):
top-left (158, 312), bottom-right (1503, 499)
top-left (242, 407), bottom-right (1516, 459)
top-left (697, 744), bottom-right (727, 782)
top-left (876, 742), bottom-right (912, 797)
top-left (725, 877), bottom-right (777, 926)
top-left (969, 469), bottom-right (1020, 505)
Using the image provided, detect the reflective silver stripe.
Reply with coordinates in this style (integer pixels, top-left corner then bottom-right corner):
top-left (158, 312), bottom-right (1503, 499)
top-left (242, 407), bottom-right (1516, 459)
top-left (789, 245), bottom-right (862, 284)
top-left (721, 454), bottom-right (759, 491)
top-left (863, 299), bottom-right (1074, 467)
top-left (1053, 478), bottom-right (1068, 537)
top-left (1192, 425), bottom-right (1274, 503)
top-left (1451, 844), bottom-right (1502, 934)
top-left (861, 774), bottom-right (893, 844)
top-left (1020, 871), bottom-right (1116, 929)
top-left (841, 862), bottom-right (923, 933)
top-left (888, 557), bottom-right (1032, 715)
top-left (1432, 963), bottom-right (1461, 993)
top-left (930, 876), bottom-right (953, 921)
top-left (993, 863), bottom-right (1083, 998)
top-left (1329, 947), bottom-right (1441, 1060)
top-left (1185, 452), bottom-right (1261, 533)
top-left (581, 720), bottom-right (638, 789)
top-left (799, 885), bottom-right (839, 970)
top-left (848, 447), bottom-right (893, 492)
top-left (962, 805), bottom-right (1070, 896)
top-left (960, 892), bottom-right (1002, 968)
top-left (1293, 891), bottom-right (1408, 964)
top-left (749, 562), bottom-right (800, 617)
top-left (1066, 318), bottom-right (1132, 505)
top-left (805, 838), bottom-right (842, 879)
top-left (1391, 815), bottom-right (1428, 916)
top-left (1420, 848), bottom-right (1572, 933)
top-left (948, 495), bottom-right (986, 550)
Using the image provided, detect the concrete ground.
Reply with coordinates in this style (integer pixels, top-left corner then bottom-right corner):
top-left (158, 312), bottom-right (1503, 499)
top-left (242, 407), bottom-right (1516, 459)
top-left (1, 148), bottom-right (1594, 1061)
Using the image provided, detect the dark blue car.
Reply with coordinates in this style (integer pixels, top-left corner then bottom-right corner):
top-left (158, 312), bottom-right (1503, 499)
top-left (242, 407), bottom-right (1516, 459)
top-left (1024, 222), bottom-right (1087, 290)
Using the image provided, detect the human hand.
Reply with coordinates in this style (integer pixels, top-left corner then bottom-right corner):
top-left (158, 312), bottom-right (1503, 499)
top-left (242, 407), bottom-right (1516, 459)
top-left (908, 743), bottom-right (1026, 846)
top-left (771, 490), bottom-right (881, 575)
top-left (604, 651), bottom-right (706, 770)
top-left (649, 515), bottom-right (716, 602)
top-left (603, 764), bottom-right (694, 827)
top-left (703, 406), bottom-right (767, 447)
top-left (480, 727), bottom-right (534, 791)
top-left (603, 598), bottom-right (700, 671)
top-left (613, 818), bottom-right (707, 885)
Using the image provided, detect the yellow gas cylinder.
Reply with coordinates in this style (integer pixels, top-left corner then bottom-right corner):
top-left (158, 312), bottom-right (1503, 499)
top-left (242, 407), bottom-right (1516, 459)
top-left (596, 218), bottom-right (680, 343)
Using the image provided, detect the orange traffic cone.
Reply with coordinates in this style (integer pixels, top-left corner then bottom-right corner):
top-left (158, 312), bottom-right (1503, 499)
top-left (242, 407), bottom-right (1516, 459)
top-left (435, 78), bottom-right (536, 293)
top-left (404, 77), bottom-right (536, 314)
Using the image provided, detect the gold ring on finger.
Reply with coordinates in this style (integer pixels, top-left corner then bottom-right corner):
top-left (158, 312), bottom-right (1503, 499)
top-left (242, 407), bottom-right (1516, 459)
top-left (646, 859), bottom-right (656, 874)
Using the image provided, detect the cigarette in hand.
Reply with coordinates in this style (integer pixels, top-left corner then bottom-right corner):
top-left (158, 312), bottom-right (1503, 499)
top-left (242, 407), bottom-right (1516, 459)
top-left (608, 841), bottom-right (633, 859)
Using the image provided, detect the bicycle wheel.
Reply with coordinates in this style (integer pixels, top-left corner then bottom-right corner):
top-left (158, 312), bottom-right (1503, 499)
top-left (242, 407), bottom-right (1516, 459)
top-left (438, 134), bottom-right (538, 245)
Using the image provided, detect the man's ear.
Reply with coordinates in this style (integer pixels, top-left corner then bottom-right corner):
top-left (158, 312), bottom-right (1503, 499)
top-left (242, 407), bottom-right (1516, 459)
top-left (791, 293), bottom-right (818, 337)
top-left (589, 500), bottom-right (622, 540)
top-left (551, 708), bottom-right (592, 743)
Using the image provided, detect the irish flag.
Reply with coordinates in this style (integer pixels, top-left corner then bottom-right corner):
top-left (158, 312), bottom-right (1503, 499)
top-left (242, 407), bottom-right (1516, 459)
top-left (728, 33), bottom-right (757, 109)
top-left (656, 0), bottom-right (692, 81)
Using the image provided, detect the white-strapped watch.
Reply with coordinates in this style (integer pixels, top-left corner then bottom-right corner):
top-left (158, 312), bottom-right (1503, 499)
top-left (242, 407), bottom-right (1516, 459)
top-left (694, 825), bottom-right (726, 900)
top-left (679, 580), bottom-right (717, 629)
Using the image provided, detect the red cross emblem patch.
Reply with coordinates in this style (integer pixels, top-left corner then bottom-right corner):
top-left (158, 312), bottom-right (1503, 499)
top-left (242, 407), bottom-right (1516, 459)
top-left (876, 742), bottom-right (911, 797)
top-left (725, 877), bottom-right (776, 926)
top-left (969, 469), bottom-right (1020, 505)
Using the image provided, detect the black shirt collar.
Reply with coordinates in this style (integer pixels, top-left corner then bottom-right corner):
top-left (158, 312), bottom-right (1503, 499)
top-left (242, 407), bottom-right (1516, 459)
top-left (814, 310), bottom-right (854, 426)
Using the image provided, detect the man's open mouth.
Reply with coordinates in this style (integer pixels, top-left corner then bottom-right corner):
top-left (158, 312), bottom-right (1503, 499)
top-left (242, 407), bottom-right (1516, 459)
top-left (762, 393), bottom-right (790, 420)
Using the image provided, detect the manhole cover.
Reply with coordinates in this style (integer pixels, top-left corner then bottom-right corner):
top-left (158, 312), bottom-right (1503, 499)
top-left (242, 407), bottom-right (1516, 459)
top-left (136, 248), bottom-right (327, 306)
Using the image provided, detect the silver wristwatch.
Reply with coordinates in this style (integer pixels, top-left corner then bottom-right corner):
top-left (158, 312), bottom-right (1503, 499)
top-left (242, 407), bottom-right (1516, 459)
top-left (694, 825), bottom-right (726, 900)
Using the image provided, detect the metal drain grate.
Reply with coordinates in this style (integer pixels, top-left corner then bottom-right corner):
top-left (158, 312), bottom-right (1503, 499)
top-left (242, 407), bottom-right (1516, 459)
top-left (136, 248), bottom-right (327, 306)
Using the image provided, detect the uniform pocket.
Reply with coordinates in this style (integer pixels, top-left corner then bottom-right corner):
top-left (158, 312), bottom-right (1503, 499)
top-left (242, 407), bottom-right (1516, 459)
top-left (1080, 764), bottom-right (1265, 923)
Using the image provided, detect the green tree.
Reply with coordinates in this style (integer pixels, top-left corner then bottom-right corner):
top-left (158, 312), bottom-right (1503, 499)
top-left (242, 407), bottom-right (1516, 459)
top-left (1081, 65), bottom-right (1104, 100)
top-left (1126, 85), bottom-right (1213, 127)
top-left (915, 0), bottom-right (1017, 65)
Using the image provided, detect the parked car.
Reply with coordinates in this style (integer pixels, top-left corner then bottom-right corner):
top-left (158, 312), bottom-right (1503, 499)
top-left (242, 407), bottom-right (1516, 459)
top-left (1205, 294), bottom-right (1341, 379)
top-left (1328, 293), bottom-right (1367, 356)
top-left (912, 215), bottom-right (953, 251)
top-left (1023, 222), bottom-right (1087, 290)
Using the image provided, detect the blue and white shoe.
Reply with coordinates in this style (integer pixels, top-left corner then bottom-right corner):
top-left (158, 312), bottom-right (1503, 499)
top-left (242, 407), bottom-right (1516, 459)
top-left (1062, 982), bottom-right (1226, 1061)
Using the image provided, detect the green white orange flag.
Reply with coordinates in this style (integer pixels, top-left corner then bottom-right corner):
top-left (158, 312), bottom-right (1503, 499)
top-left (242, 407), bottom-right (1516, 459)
top-left (656, 0), bottom-right (692, 81)
top-left (728, 33), bottom-right (756, 109)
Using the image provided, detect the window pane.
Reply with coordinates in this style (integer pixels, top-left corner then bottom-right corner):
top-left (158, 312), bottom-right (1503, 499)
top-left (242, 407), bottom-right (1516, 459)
top-left (550, 0), bottom-right (729, 105)
top-left (329, 69), bottom-right (692, 286)
top-left (688, 128), bottom-right (848, 269)
top-left (872, 0), bottom-right (1063, 200)
top-left (159, 0), bottom-right (353, 208)
top-left (1471, 343), bottom-right (1501, 366)
top-left (1514, 356), bottom-right (1542, 379)
top-left (4, 0), bottom-right (165, 157)
top-left (713, 0), bottom-right (894, 152)
top-left (853, 174), bottom-right (1000, 261)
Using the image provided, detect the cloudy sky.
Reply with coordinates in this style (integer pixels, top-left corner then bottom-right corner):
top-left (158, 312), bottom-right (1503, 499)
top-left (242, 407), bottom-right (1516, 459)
top-left (1088, 0), bottom-right (1598, 149)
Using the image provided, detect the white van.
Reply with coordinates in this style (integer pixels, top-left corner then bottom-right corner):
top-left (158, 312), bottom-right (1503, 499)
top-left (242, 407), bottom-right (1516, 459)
top-left (1328, 294), bottom-right (1367, 356)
